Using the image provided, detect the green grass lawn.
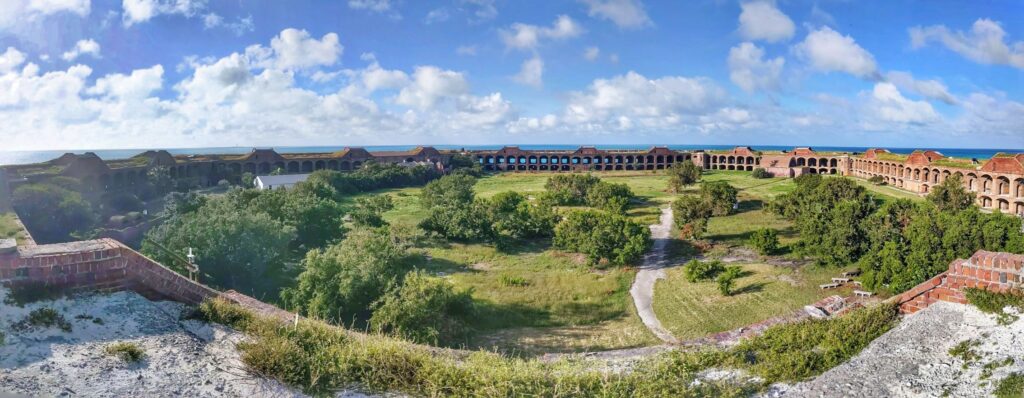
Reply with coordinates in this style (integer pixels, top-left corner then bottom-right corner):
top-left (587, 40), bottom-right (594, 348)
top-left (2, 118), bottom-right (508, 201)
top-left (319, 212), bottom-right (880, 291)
top-left (652, 263), bottom-right (854, 340)
top-left (0, 212), bottom-right (28, 244)
top-left (847, 177), bottom-right (925, 203)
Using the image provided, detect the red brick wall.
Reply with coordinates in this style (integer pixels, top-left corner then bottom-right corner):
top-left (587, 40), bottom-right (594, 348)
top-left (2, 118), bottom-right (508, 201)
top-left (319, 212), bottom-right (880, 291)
top-left (896, 251), bottom-right (1024, 314)
top-left (0, 238), bottom-right (217, 305)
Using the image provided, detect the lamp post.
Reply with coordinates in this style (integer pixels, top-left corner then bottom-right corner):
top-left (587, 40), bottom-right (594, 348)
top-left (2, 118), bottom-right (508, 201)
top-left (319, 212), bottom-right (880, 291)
top-left (186, 247), bottom-right (199, 282)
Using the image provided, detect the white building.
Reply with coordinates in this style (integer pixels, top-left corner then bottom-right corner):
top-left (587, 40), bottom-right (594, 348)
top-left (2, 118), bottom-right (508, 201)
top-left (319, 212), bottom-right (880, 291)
top-left (253, 174), bottom-right (310, 190)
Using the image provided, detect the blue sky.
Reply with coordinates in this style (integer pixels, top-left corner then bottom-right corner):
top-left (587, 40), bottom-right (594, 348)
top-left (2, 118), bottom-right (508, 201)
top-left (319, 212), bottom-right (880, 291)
top-left (0, 0), bottom-right (1021, 150)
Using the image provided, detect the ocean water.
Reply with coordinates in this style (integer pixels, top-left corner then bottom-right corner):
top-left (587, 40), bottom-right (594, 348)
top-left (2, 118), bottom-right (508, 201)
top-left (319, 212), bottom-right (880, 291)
top-left (0, 144), bottom-right (1020, 166)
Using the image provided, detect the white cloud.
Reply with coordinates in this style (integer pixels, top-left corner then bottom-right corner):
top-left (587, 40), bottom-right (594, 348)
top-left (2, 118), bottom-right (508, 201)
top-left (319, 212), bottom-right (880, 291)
top-left (246, 28), bottom-right (342, 71)
top-left (738, 1), bottom-right (794, 43)
top-left (462, 0), bottom-right (497, 21)
top-left (455, 45), bottom-right (477, 56)
top-left (500, 15), bottom-right (584, 51)
top-left (424, 8), bottom-right (449, 24)
top-left (348, 0), bottom-right (391, 12)
top-left (728, 42), bottom-right (784, 92)
top-left (61, 39), bottom-right (101, 61)
top-left (28, 0), bottom-right (90, 15)
top-left (513, 56), bottom-right (543, 87)
top-left (396, 66), bottom-right (470, 109)
top-left (563, 71), bottom-right (727, 130)
top-left (584, 46), bottom-right (600, 61)
top-left (910, 18), bottom-right (1024, 69)
top-left (0, 47), bottom-right (27, 73)
top-left (794, 26), bottom-right (879, 79)
top-left (953, 92), bottom-right (1024, 137)
top-left (867, 82), bottom-right (938, 125)
top-left (87, 64), bottom-right (163, 99)
top-left (579, 0), bottom-right (651, 29)
top-left (884, 71), bottom-right (956, 105)
top-left (0, 0), bottom-right (89, 34)
top-left (122, 0), bottom-right (206, 26)
top-left (203, 13), bottom-right (254, 36)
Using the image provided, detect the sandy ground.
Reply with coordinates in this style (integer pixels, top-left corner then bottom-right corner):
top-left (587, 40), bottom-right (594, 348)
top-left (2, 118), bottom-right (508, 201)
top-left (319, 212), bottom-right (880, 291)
top-left (630, 207), bottom-right (679, 344)
top-left (0, 288), bottom-right (307, 397)
top-left (772, 301), bottom-right (1024, 398)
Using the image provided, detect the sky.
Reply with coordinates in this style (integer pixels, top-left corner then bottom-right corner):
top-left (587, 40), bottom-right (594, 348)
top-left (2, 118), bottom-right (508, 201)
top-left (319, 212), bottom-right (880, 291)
top-left (0, 0), bottom-right (1022, 151)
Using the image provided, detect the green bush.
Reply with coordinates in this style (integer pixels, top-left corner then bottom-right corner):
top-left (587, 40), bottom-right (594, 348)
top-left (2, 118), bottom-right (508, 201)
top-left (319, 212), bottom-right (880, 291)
top-left (751, 168), bottom-right (771, 179)
top-left (672, 195), bottom-right (712, 240)
top-left (699, 181), bottom-right (738, 216)
top-left (867, 175), bottom-right (884, 185)
top-left (369, 270), bottom-right (476, 347)
top-left (554, 210), bottom-right (652, 267)
top-left (995, 373), bottom-right (1024, 398)
top-left (964, 288), bottom-right (1024, 325)
top-left (106, 342), bottom-right (146, 362)
top-left (716, 266), bottom-right (743, 296)
top-left (748, 228), bottom-right (780, 255)
top-left (683, 259), bottom-right (724, 282)
top-left (14, 308), bottom-right (72, 332)
top-left (667, 161), bottom-right (702, 193)
top-left (729, 302), bottom-right (899, 382)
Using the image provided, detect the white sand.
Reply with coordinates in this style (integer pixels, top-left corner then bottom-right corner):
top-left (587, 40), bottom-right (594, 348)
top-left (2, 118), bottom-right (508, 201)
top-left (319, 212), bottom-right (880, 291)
top-left (0, 287), bottom-right (304, 397)
top-left (773, 301), bottom-right (1024, 397)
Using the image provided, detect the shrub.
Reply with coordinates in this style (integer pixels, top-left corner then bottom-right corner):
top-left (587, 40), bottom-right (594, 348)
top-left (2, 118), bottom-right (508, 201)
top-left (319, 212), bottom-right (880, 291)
top-left (554, 210), bottom-right (652, 267)
top-left (544, 174), bottom-right (601, 206)
top-left (369, 270), bottom-right (476, 346)
top-left (106, 342), bottom-right (146, 362)
top-left (867, 175), bottom-right (884, 185)
top-left (586, 182), bottom-right (634, 214)
top-left (964, 288), bottom-right (1024, 325)
top-left (672, 195), bottom-right (712, 240)
top-left (748, 228), bottom-right (780, 255)
top-left (699, 181), bottom-right (738, 216)
top-left (730, 302), bottom-right (899, 382)
top-left (948, 339), bottom-right (981, 368)
top-left (349, 194), bottom-right (394, 227)
top-left (12, 183), bottom-right (96, 243)
top-left (14, 308), bottom-right (72, 332)
top-left (716, 266), bottom-right (743, 296)
top-left (927, 173), bottom-right (976, 213)
top-left (667, 161), bottom-right (702, 193)
top-left (683, 259), bottom-right (724, 282)
top-left (996, 373), bottom-right (1024, 398)
top-left (751, 168), bottom-right (771, 179)
top-left (420, 174), bottom-right (477, 209)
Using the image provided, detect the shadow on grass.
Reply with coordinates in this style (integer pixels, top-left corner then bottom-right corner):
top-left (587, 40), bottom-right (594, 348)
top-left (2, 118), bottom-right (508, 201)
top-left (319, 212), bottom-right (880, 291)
top-left (470, 297), bottom-right (628, 331)
top-left (733, 281), bottom-right (768, 295)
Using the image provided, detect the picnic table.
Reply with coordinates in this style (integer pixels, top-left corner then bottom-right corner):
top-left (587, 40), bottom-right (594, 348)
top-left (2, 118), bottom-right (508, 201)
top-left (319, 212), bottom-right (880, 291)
top-left (819, 283), bottom-right (840, 290)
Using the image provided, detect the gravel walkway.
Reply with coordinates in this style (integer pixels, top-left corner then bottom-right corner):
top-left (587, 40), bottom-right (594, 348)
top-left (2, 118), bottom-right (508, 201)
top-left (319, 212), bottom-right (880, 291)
top-left (630, 207), bottom-right (679, 344)
top-left (773, 301), bottom-right (1024, 397)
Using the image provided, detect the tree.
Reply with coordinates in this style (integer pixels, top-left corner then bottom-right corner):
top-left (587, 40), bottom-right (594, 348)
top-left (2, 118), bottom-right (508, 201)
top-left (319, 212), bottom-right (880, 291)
top-left (667, 161), bottom-right (702, 193)
top-left (163, 191), bottom-right (207, 218)
top-left (240, 172), bottom-right (255, 188)
top-left (350, 194), bottom-right (394, 228)
top-left (751, 168), bottom-right (772, 179)
top-left (419, 199), bottom-right (495, 241)
top-left (281, 227), bottom-right (412, 325)
top-left (369, 270), bottom-right (475, 346)
top-left (486, 191), bottom-right (559, 240)
top-left (448, 154), bottom-right (483, 176)
top-left (684, 259), bottom-right (724, 282)
top-left (927, 174), bottom-right (975, 213)
top-left (748, 228), bottom-right (780, 255)
top-left (12, 183), bottom-right (96, 243)
top-left (586, 182), bottom-right (634, 214)
top-left (544, 174), bottom-right (601, 205)
top-left (699, 181), bottom-right (739, 216)
top-left (671, 195), bottom-right (712, 239)
top-left (553, 210), bottom-right (651, 266)
top-left (420, 174), bottom-right (477, 209)
top-left (717, 266), bottom-right (743, 296)
top-left (146, 166), bottom-right (174, 195)
top-left (142, 199), bottom-right (295, 296)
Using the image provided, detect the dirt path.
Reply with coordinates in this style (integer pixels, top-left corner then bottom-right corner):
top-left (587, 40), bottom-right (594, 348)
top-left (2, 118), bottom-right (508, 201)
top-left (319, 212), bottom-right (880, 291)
top-left (629, 207), bottom-right (679, 344)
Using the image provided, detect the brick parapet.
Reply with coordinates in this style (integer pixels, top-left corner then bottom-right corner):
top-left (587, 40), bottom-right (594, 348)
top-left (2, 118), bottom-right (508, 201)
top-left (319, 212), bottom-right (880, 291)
top-left (896, 251), bottom-right (1024, 314)
top-left (0, 238), bottom-right (217, 305)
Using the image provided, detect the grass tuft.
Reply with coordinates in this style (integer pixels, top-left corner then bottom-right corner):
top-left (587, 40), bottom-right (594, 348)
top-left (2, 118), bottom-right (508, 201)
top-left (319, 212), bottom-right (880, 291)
top-left (14, 308), bottom-right (72, 332)
top-left (105, 342), bottom-right (146, 362)
top-left (995, 373), bottom-right (1024, 398)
